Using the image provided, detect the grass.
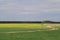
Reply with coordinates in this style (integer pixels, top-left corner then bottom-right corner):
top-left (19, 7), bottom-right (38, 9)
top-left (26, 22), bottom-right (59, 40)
top-left (0, 30), bottom-right (60, 40)
top-left (0, 23), bottom-right (60, 40)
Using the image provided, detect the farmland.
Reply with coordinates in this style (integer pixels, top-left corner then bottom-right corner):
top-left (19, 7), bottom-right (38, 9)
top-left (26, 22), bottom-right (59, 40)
top-left (0, 23), bottom-right (60, 40)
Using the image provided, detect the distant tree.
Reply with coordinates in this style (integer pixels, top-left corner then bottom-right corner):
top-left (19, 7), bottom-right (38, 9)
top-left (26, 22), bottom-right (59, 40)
top-left (42, 20), bottom-right (54, 23)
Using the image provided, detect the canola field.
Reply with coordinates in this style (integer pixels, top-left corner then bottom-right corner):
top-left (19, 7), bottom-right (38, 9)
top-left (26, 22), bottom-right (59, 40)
top-left (0, 23), bottom-right (43, 28)
top-left (0, 23), bottom-right (60, 28)
top-left (0, 23), bottom-right (60, 40)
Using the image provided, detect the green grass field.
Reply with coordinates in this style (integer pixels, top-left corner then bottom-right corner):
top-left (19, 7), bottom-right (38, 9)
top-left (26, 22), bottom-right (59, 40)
top-left (0, 23), bottom-right (60, 40)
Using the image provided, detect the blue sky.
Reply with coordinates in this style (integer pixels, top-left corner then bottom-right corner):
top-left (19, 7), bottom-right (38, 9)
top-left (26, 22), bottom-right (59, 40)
top-left (0, 0), bottom-right (60, 21)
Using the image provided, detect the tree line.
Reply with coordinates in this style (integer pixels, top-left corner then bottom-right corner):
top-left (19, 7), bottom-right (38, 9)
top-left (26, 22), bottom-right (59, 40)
top-left (0, 21), bottom-right (60, 23)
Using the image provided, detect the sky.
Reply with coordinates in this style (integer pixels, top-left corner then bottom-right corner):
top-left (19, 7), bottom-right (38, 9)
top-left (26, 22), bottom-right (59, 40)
top-left (0, 0), bottom-right (60, 21)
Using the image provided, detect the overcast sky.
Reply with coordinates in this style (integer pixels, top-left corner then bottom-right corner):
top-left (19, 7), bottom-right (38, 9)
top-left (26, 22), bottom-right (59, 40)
top-left (0, 0), bottom-right (60, 21)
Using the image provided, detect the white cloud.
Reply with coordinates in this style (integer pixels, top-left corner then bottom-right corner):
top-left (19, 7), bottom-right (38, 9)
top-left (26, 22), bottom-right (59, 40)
top-left (0, 0), bottom-right (60, 14)
top-left (48, 0), bottom-right (60, 2)
top-left (0, 0), bottom-right (60, 21)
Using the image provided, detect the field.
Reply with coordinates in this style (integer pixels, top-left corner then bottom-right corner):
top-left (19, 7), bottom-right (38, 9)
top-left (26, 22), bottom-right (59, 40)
top-left (0, 23), bottom-right (60, 40)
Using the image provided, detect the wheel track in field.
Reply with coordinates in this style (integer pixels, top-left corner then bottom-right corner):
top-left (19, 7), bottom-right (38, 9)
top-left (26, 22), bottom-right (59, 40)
top-left (0, 30), bottom-right (41, 33)
top-left (0, 29), bottom-right (58, 34)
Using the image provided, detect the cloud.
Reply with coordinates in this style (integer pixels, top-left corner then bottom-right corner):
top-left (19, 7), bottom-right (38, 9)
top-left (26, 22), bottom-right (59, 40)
top-left (48, 0), bottom-right (60, 2)
top-left (0, 0), bottom-right (60, 13)
top-left (0, 0), bottom-right (60, 14)
top-left (0, 0), bottom-right (60, 21)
